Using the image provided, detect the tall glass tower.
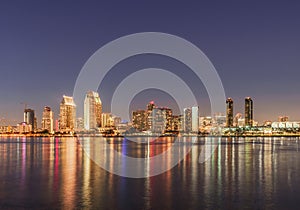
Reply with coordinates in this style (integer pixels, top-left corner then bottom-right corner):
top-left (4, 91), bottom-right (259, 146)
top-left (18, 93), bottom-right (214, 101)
top-left (42, 106), bottom-right (53, 133)
top-left (59, 95), bottom-right (76, 132)
top-left (183, 106), bottom-right (199, 133)
top-left (191, 106), bottom-right (199, 133)
top-left (226, 98), bottom-right (234, 127)
top-left (245, 97), bottom-right (253, 127)
top-left (24, 108), bottom-right (35, 132)
top-left (84, 91), bottom-right (102, 130)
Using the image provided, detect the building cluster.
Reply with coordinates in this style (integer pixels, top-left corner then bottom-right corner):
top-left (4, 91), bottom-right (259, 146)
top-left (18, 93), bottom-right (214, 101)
top-left (225, 97), bottom-right (254, 127)
top-left (9, 91), bottom-right (121, 134)
top-left (224, 97), bottom-right (300, 135)
top-left (131, 101), bottom-right (199, 134)
top-left (1, 93), bottom-right (299, 136)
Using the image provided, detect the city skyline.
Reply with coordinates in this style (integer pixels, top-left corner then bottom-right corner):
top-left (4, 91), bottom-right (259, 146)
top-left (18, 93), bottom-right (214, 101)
top-left (1, 92), bottom-right (299, 129)
top-left (1, 2), bottom-right (300, 209)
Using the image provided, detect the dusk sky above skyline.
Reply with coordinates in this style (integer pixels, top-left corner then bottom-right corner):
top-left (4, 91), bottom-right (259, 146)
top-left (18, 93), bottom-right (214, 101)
top-left (0, 1), bottom-right (300, 124)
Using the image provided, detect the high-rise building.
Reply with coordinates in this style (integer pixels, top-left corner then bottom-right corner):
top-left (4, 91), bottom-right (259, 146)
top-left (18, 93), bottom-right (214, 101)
top-left (184, 106), bottom-right (199, 133)
top-left (59, 95), bottom-right (76, 132)
top-left (24, 108), bottom-right (35, 132)
top-left (146, 101), bottom-right (156, 130)
top-left (150, 108), bottom-right (167, 133)
top-left (132, 110), bottom-right (147, 131)
top-left (34, 117), bottom-right (37, 131)
top-left (171, 115), bottom-right (181, 131)
top-left (41, 106), bottom-right (53, 133)
top-left (245, 97), bottom-right (253, 127)
top-left (163, 107), bottom-right (173, 131)
top-left (76, 118), bottom-right (84, 131)
top-left (226, 98), bottom-right (234, 127)
top-left (183, 108), bottom-right (192, 133)
top-left (133, 103), bottom-right (173, 133)
top-left (191, 106), bottom-right (199, 133)
top-left (84, 91), bottom-right (102, 130)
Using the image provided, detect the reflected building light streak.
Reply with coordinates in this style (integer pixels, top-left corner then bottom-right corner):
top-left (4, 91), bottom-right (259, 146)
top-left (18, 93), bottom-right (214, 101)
top-left (48, 137), bottom-right (54, 191)
top-left (53, 137), bottom-right (60, 195)
top-left (62, 138), bottom-right (76, 209)
top-left (83, 139), bottom-right (91, 207)
top-left (191, 139), bottom-right (198, 195)
top-left (21, 137), bottom-right (26, 191)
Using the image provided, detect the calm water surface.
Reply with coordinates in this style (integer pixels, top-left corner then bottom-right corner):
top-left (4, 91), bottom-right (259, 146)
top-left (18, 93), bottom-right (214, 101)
top-left (0, 136), bottom-right (300, 209)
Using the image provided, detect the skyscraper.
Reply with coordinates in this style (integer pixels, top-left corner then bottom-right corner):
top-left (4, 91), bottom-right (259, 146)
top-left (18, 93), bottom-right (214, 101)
top-left (24, 108), bottom-right (35, 132)
top-left (84, 91), bottom-right (102, 130)
top-left (183, 106), bottom-right (199, 133)
top-left (245, 97), bottom-right (253, 127)
top-left (59, 95), bottom-right (76, 132)
top-left (163, 107), bottom-right (173, 131)
top-left (183, 108), bottom-right (192, 133)
top-left (42, 106), bottom-right (53, 133)
top-left (171, 115), bottom-right (181, 132)
top-left (191, 106), bottom-right (199, 133)
top-left (151, 108), bottom-right (167, 133)
top-left (146, 101), bottom-right (156, 130)
top-left (226, 98), bottom-right (234, 127)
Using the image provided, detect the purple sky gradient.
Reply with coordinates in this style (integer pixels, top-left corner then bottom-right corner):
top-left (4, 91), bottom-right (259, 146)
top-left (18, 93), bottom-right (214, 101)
top-left (0, 1), bottom-right (300, 125)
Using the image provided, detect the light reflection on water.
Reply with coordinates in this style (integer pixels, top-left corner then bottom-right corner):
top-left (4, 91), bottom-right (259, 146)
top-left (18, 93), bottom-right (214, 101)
top-left (0, 137), bottom-right (300, 209)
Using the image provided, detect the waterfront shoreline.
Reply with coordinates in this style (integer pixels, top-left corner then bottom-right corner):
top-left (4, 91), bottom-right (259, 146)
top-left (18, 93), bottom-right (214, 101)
top-left (1, 134), bottom-right (300, 138)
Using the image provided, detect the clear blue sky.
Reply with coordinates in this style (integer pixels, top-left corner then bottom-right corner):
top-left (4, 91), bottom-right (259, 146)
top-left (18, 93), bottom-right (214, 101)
top-left (0, 1), bottom-right (300, 124)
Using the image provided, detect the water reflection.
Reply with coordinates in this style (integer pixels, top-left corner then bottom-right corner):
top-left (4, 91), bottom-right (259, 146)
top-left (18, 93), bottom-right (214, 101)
top-left (0, 137), bottom-right (300, 209)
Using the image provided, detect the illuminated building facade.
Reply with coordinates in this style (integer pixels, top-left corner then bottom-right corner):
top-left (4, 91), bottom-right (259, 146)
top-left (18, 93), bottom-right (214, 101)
top-left (41, 106), bottom-right (53, 133)
top-left (191, 106), bottom-right (199, 132)
top-left (226, 98), bottom-right (234, 127)
top-left (24, 108), bottom-right (35, 132)
top-left (76, 118), bottom-right (84, 131)
top-left (245, 97), bottom-right (253, 127)
top-left (183, 108), bottom-right (192, 133)
top-left (59, 95), bottom-right (76, 132)
top-left (156, 107), bottom-right (172, 132)
top-left (146, 101), bottom-right (156, 130)
top-left (234, 113), bottom-right (242, 126)
top-left (151, 108), bottom-right (167, 133)
top-left (133, 103), bottom-right (173, 133)
top-left (171, 115), bottom-right (182, 132)
top-left (17, 122), bottom-right (32, 134)
top-left (132, 110), bottom-right (147, 131)
top-left (101, 113), bottom-right (113, 128)
top-left (184, 106), bottom-right (199, 133)
top-left (84, 91), bottom-right (102, 130)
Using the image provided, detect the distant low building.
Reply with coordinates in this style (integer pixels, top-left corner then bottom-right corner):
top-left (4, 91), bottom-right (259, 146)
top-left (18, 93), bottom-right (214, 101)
top-left (17, 122), bottom-right (32, 133)
top-left (278, 116), bottom-right (289, 122)
top-left (101, 113), bottom-right (113, 128)
top-left (272, 121), bottom-right (300, 129)
top-left (76, 118), bottom-right (84, 131)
